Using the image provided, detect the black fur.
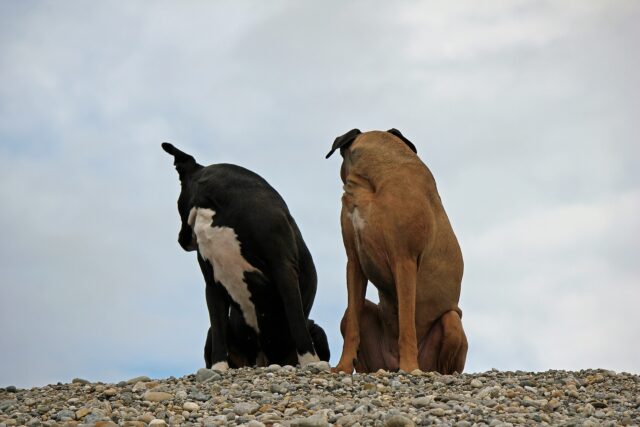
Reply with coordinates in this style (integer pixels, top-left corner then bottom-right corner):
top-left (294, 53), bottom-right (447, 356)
top-left (325, 128), bottom-right (361, 159)
top-left (162, 143), bottom-right (330, 368)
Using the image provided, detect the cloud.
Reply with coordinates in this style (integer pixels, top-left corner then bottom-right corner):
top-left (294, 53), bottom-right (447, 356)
top-left (1, 1), bottom-right (638, 386)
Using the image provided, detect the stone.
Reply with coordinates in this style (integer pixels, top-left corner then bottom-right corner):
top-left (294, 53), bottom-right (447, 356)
top-left (411, 396), bottom-right (433, 408)
top-left (384, 415), bottom-right (416, 427)
top-left (0, 399), bottom-right (17, 411)
top-left (138, 413), bottom-right (155, 424)
top-left (126, 376), bottom-right (151, 384)
top-left (183, 402), bottom-right (199, 411)
top-left (148, 420), bottom-right (167, 427)
top-left (470, 379), bottom-right (483, 388)
top-left (104, 388), bottom-right (117, 397)
top-left (233, 402), bottom-right (260, 416)
top-left (429, 408), bottom-right (445, 416)
top-left (289, 414), bottom-right (330, 427)
top-left (132, 382), bottom-right (147, 392)
top-left (304, 361), bottom-right (331, 373)
top-left (336, 414), bottom-right (359, 426)
top-left (75, 408), bottom-right (91, 419)
top-left (56, 410), bottom-right (76, 421)
top-left (196, 368), bottom-right (217, 383)
top-left (71, 378), bottom-right (90, 385)
top-left (142, 391), bottom-right (173, 402)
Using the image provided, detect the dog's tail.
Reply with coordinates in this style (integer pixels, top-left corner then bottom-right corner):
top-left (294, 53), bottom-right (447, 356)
top-left (308, 319), bottom-right (330, 362)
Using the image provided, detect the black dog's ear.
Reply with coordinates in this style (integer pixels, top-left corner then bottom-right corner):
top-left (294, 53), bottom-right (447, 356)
top-left (325, 128), bottom-right (361, 159)
top-left (161, 142), bottom-right (201, 178)
top-left (387, 128), bottom-right (417, 154)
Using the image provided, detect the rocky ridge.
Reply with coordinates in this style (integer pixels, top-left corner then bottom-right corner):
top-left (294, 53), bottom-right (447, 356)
top-left (1, 363), bottom-right (638, 426)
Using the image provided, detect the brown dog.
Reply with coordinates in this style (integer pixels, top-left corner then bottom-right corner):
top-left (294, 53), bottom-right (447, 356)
top-left (326, 128), bottom-right (468, 374)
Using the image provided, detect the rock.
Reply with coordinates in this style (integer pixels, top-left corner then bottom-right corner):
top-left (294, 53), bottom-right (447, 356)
top-left (104, 388), bottom-right (117, 397)
top-left (132, 381), bottom-right (147, 392)
top-left (126, 376), bottom-right (151, 384)
top-left (5, 385), bottom-right (17, 393)
top-left (141, 391), bottom-right (173, 402)
top-left (196, 368), bottom-right (221, 383)
top-left (233, 402), bottom-right (260, 415)
top-left (411, 396), bottom-right (433, 408)
top-left (429, 408), bottom-right (445, 416)
top-left (290, 413), bottom-right (330, 427)
top-left (183, 402), bottom-right (199, 411)
top-left (95, 422), bottom-right (118, 427)
top-left (247, 421), bottom-right (266, 427)
top-left (56, 410), bottom-right (76, 421)
top-left (190, 390), bottom-right (209, 401)
top-left (304, 361), bottom-right (331, 373)
top-left (138, 413), bottom-right (155, 424)
top-left (470, 379), bottom-right (483, 388)
top-left (75, 408), bottom-right (91, 419)
top-left (148, 420), bottom-right (167, 427)
top-left (336, 414), bottom-right (359, 426)
top-left (71, 378), bottom-right (89, 385)
top-left (0, 399), bottom-right (17, 411)
top-left (384, 414), bottom-right (416, 427)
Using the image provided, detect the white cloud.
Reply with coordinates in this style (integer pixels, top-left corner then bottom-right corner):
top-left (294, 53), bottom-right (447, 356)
top-left (1, 0), bottom-right (639, 386)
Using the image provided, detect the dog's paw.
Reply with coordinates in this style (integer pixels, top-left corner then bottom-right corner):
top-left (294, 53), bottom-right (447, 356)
top-left (297, 352), bottom-right (320, 367)
top-left (331, 363), bottom-right (355, 374)
top-left (210, 361), bottom-right (229, 372)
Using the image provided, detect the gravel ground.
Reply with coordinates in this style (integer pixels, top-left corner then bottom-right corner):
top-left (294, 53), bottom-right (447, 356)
top-left (1, 363), bottom-right (638, 426)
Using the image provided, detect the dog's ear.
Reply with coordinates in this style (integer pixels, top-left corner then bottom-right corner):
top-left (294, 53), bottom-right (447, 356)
top-left (161, 142), bottom-right (200, 179)
top-left (387, 128), bottom-right (417, 154)
top-left (325, 128), bottom-right (361, 159)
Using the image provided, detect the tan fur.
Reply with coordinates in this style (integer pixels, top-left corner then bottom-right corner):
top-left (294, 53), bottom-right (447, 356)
top-left (333, 131), bottom-right (468, 374)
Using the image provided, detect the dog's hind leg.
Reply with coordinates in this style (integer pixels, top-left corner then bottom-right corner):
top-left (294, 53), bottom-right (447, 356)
top-left (308, 319), bottom-right (330, 362)
top-left (418, 310), bottom-right (467, 374)
top-left (351, 299), bottom-right (398, 373)
top-left (271, 261), bottom-right (320, 366)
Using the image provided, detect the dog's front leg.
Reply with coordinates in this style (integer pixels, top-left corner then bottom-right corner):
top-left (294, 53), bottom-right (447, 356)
top-left (393, 259), bottom-right (419, 372)
top-left (199, 253), bottom-right (231, 371)
top-left (334, 255), bottom-right (367, 373)
top-left (334, 207), bottom-right (368, 374)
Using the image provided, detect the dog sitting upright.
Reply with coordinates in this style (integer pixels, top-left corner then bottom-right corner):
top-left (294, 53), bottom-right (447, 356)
top-left (326, 129), bottom-right (467, 374)
top-left (162, 143), bottom-right (329, 370)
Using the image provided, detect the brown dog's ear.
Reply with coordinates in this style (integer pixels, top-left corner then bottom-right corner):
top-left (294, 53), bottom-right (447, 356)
top-left (325, 128), bottom-right (361, 159)
top-left (387, 128), bottom-right (417, 154)
top-left (161, 142), bottom-right (201, 179)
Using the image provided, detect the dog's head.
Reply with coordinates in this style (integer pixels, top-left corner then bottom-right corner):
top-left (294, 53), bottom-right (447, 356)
top-left (325, 128), bottom-right (417, 182)
top-left (161, 142), bottom-right (203, 252)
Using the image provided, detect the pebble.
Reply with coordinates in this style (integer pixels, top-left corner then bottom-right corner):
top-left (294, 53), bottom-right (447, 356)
top-left (141, 391), bottom-right (172, 402)
top-left (183, 401), bottom-right (199, 411)
top-left (126, 376), bottom-right (151, 384)
top-left (0, 368), bottom-right (636, 426)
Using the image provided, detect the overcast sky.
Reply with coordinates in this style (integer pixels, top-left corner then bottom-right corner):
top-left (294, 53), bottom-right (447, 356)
top-left (1, 1), bottom-right (638, 388)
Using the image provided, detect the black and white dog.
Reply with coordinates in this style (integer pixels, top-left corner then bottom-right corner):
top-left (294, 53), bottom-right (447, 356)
top-left (162, 143), bottom-right (329, 370)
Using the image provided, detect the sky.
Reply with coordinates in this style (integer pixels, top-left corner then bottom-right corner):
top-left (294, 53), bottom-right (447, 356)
top-left (1, 1), bottom-right (638, 388)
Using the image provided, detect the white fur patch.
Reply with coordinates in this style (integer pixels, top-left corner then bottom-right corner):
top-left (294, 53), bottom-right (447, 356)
top-left (348, 207), bottom-right (365, 231)
top-left (192, 207), bottom-right (262, 334)
top-left (211, 361), bottom-right (229, 372)
top-left (297, 352), bottom-right (320, 367)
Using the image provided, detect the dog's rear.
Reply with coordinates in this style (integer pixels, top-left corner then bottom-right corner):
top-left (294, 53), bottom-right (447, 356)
top-left (328, 129), bottom-right (467, 374)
